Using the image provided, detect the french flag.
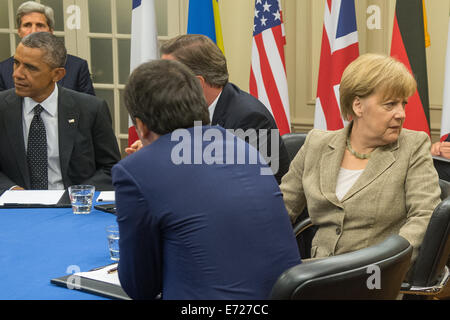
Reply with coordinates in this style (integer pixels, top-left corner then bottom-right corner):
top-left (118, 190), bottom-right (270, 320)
top-left (128, 0), bottom-right (159, 146)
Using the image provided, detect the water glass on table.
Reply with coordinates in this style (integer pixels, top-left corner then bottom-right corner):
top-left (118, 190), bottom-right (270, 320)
top-left (68, 185), bottom-right (95, 214)
top-left (106, 224), bottom-right (120, 261)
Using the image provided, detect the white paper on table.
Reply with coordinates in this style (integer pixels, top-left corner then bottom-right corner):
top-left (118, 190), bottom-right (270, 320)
top-left (75, 263), bottom-right (121, 286)
top-left (96, 191), bottom-right (115, 202)
top-left (0, 190), bottom-right (65, 205)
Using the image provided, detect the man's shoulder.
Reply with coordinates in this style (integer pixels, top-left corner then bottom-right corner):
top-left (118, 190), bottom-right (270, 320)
top-left (59, 86), bottom-right (102, 105)
top-left (0, 89), bottom-right (20, 114)
top-left (222, 82), bottom-right (266, 110)
top-left (114, 137), bottom-right (168, 175)
top-left (0, 56), bottom-right (13, 78)
top-left (65, 54), bottom-right (88, 67)
top-left (219, 82), bottom-right (276, 126)
top-left (0, 88), bottom-right (18, 101)
top-left (0, 56), bottom-right (13, 67)
top-left (0, 87), bottom-right (15, 96)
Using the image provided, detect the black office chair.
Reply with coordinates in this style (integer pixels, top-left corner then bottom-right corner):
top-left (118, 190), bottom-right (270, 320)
top-left (270, 235), bottom-right (412, 300)
top-left (433, 156), bottom-right (450, 182)
top-left (280, 132), bottom-right (311, 257)
top-left (439, 178), bottom-right (450, 200)
top-left (293, 179), bottom-right (450, 299)
top-left (400, 193), bottom-right (450, 298)
top-left (281, 132), bottom-right (308, 163)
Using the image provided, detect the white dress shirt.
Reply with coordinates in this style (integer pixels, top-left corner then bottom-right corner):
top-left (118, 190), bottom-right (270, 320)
top-left (22, 85), bottom-right (64, 189)
top-left (208, 91), bottom-right (222, 123)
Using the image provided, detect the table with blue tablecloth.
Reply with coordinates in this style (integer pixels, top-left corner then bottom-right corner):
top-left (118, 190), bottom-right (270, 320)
top-left (0, 192), bottom-right (117, 300)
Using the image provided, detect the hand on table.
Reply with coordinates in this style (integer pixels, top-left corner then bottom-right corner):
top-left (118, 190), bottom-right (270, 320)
top-left (10, 186), bottom-right (25, 190)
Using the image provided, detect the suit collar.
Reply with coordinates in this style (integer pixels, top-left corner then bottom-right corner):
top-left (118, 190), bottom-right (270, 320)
top-left (320, 123), bottom-right (399, 204)
top-left (208, 90), bottom-right (222, 123)
top-left (23, 85), bottom-right (58, 117)
top-left (212, 82), bottom-right (233, 125)
top-left (319, 126), bottom-right (348, 207)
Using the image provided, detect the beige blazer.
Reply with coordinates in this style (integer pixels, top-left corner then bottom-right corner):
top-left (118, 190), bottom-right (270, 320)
top-left (280, 124), bottom-right (441, 263)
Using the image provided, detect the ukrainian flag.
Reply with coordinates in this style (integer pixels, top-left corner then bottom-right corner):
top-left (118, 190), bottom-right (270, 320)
top-left (187, 0), bottom-right (224, 53)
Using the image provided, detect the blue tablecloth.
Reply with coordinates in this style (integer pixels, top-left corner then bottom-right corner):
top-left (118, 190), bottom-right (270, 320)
top-left (0, 192), bottom-right (117, 300)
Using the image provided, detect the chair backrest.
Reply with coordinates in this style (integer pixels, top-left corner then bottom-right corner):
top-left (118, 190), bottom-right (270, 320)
top-left (407, 196), bottom-right (450, 287)
top-left (433, 157), bottom-right (450, 182)
top-left (281, 133), bottom-right (307, 163)
top-left (439, 178), bottom-right (450, 200)
top-left (270, 235), bottom-right (412, 300)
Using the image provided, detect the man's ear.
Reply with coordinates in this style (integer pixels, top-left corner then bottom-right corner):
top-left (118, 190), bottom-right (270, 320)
top-left (135, 117), bottom-right (150, 140)
top-left (52, 67), bottom-right (66, 82)
top-left (196, 75), bottom-right (206, 88)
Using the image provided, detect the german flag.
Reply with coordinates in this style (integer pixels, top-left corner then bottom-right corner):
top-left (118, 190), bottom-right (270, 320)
top-left (390, 0), bottom-right (430, 136)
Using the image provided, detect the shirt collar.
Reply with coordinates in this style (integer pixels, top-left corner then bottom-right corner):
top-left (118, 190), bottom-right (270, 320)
top-left (208, 90), bottom-right (222, 122)
top-left (24, 85), bottom-right (58, 117)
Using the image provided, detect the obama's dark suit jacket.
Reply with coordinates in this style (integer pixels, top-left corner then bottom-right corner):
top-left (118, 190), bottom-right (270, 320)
top-left (0, 86), bottom-right (120, 192)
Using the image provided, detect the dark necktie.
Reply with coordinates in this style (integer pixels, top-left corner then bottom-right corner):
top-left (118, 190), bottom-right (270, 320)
top-left (27, 104), bottom-right (48, 190)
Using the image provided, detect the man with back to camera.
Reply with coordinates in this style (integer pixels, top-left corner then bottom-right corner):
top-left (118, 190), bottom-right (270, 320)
top-left (126, 34), bottom-right (290, 184)
top-left (0, 1), bottom-right (95, 95)
top-left (113, 59), bottom-right (301, 299)
top-left (0, 32), bottom-right (120, 192)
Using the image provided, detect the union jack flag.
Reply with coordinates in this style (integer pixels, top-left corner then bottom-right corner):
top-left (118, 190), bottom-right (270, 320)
top-left (314, 0), bottom-right (359, 130)
top-left (250, 0), bottom-right (290, 135)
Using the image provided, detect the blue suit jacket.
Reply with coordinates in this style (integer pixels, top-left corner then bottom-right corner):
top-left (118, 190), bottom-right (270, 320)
top-left (0, 54), bottom-right (95, 95)
top-left (213, 82), bottom-right (290, 184)
top-left (112, 126), bottom-right (301, 300)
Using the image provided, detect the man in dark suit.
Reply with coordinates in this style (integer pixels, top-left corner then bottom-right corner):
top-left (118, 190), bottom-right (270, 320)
top-left (114, 59), bottom-right (301, 299)
top-left (0, 1), bottom-right (95, 95)
top-left (431, 137), bottom-right (450, 181)
top-left (127, 34), bottom-right (290, 184)
top-left (0, 32), bottom-right (120, 192)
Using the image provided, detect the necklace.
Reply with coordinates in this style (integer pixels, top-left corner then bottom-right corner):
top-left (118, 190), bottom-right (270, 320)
top-left (346, 136), bottom-right (372, 159)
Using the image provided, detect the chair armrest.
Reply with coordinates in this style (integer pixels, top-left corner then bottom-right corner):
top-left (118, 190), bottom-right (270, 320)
top-left (400, 266), bottom-right (450, 296)
top-left (408, 198), bottom-right (450, 287)
top-left (293, 217), bottom-right (313, 237)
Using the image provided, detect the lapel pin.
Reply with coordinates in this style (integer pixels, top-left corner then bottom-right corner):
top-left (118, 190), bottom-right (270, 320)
top-left (68, 119), bottom-right (75, 124)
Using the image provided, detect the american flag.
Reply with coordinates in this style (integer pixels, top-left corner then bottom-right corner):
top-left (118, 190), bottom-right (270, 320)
top-left (250, 0), bottom-right (290, 135)
top-left (314, 0), bottom-right (359, 130)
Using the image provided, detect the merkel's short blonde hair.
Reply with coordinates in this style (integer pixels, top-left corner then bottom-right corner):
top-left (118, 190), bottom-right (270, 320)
top-left (339, 53), bottom-right (417, 121)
